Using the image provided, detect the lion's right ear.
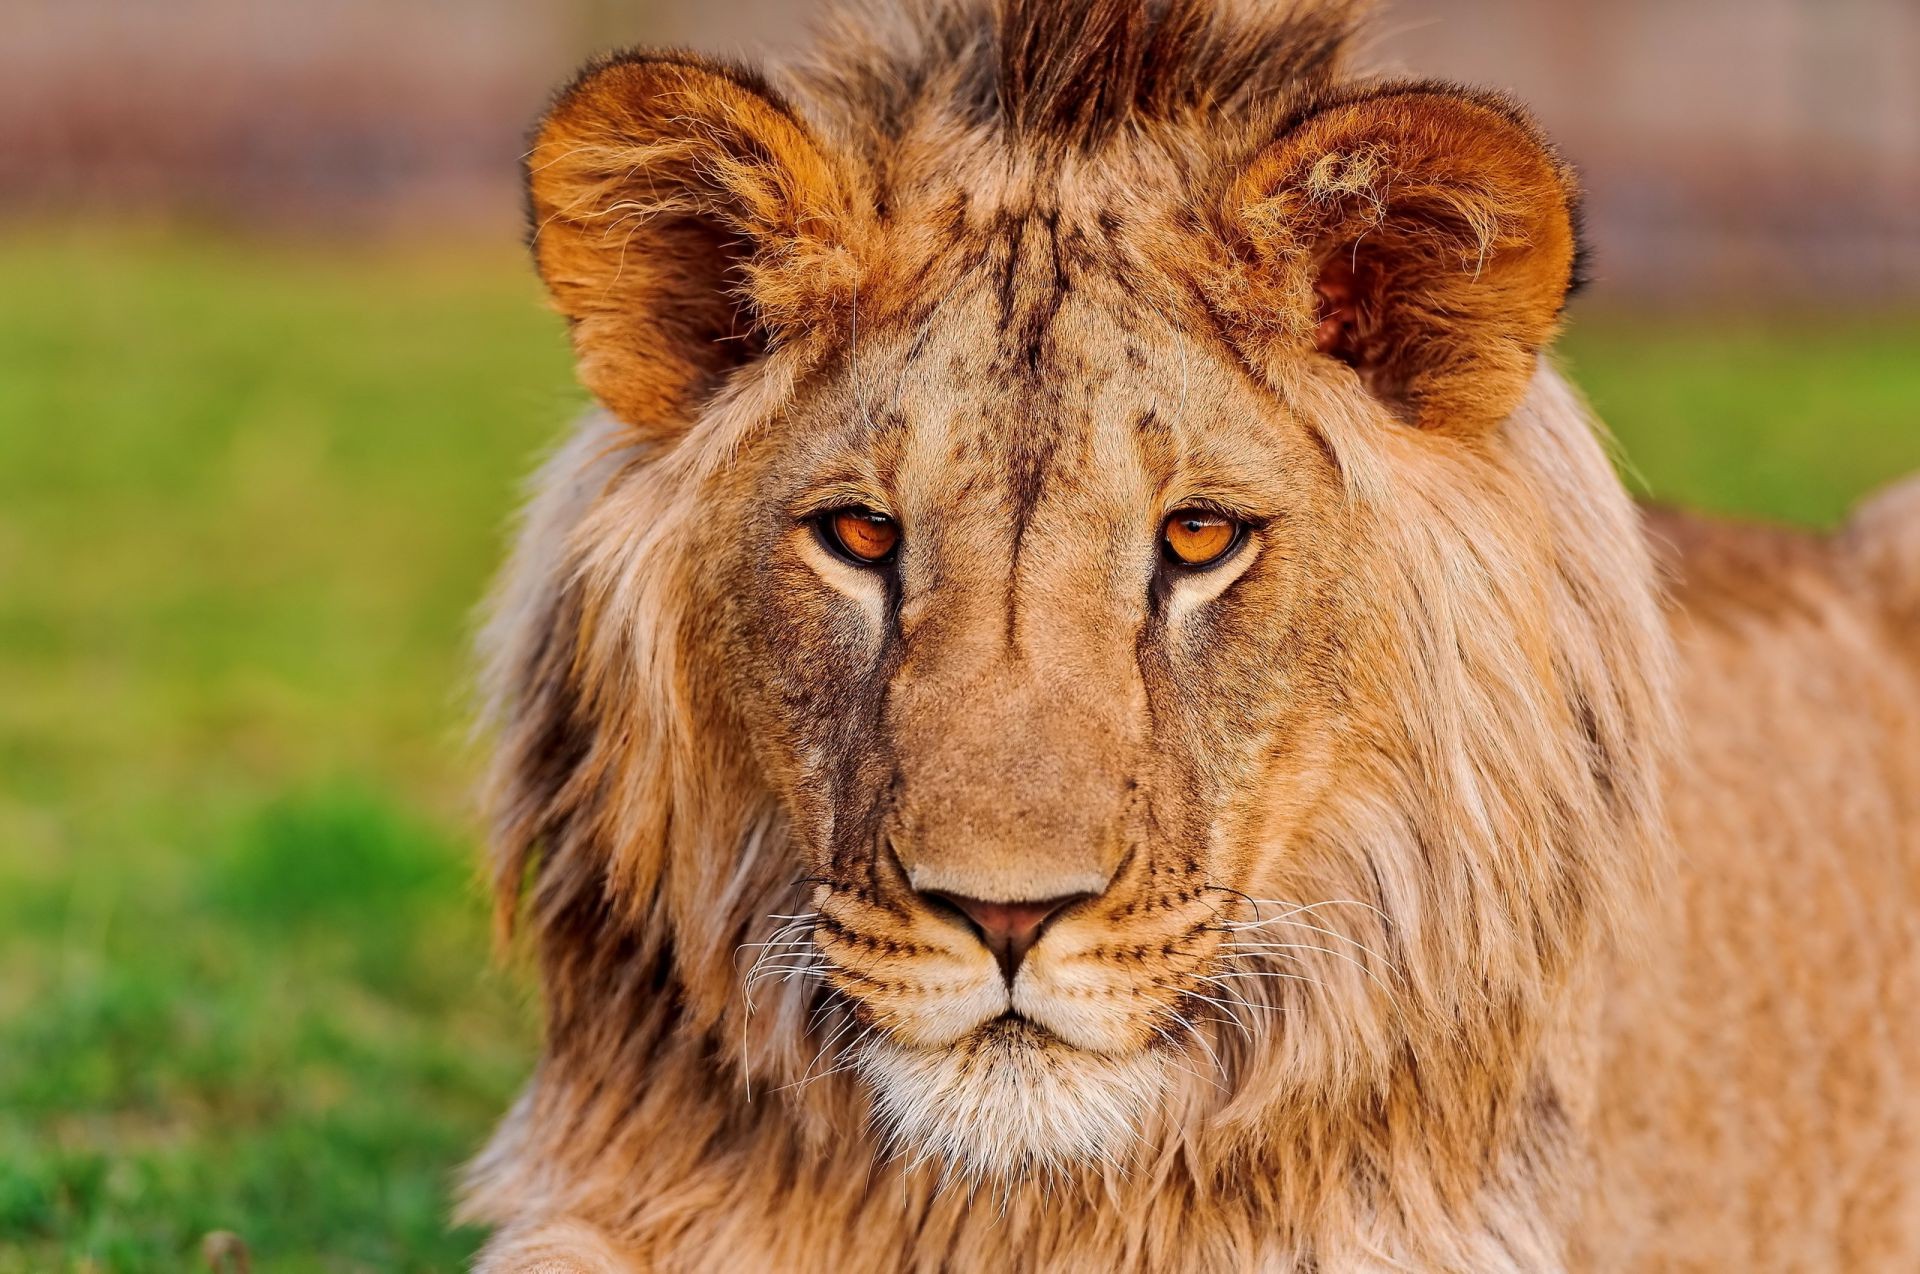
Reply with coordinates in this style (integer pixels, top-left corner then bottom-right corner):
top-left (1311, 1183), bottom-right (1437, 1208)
top-left (1212, 84), bottom-right (1580, 434)
top-left (526, 53), bottom-right (865, 433)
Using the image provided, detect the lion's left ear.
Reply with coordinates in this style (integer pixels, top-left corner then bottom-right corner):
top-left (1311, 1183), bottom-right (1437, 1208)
top-left (1214, 84), bottom-right (1581, 433)
top-left (527, 53), bottom-right (865, 435)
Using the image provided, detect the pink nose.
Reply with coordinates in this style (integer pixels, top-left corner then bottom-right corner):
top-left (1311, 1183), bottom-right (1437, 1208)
top-left (930, 892), bottom-right (1088, 981)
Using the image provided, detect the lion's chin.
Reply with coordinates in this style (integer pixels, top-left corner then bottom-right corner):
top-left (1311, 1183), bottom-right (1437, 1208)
top-left (855, 1018), bottom-right (1170, 1183)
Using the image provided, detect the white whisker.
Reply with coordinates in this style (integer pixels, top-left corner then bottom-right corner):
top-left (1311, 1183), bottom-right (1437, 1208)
top-left (1225, 916), bottom-right (1400, 971)
top-left (1220, 939), bottom-right (1401, 992)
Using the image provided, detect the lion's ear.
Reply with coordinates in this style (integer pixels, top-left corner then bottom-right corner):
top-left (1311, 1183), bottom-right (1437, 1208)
top-left (526, 53), bottom-right (864, 433)
top-left (1217, 85), bottom-right (1580, 433)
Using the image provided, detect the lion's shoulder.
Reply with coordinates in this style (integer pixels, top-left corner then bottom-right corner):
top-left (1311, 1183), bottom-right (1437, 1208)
top-left (1641, 505), bottom-right (1843, 630)
top-left (1645, 485), bottom-right (1920, 666)
top-left (1844, 474), bottom-right (1920, 658)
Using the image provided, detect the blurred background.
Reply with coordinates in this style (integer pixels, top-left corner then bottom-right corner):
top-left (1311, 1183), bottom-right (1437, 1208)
top-left (2, 1), bottom-right (1915, 1269)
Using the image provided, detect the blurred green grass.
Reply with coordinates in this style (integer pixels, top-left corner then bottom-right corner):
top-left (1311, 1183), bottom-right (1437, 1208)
top-left (0, 230), bottom-right (1915, 1272)
top-left (0, 231), bottom-right (574, 1273)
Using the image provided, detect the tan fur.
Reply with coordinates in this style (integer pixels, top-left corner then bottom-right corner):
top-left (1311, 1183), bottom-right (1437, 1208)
top-left (465, 3), bottom-right (1920, 1269)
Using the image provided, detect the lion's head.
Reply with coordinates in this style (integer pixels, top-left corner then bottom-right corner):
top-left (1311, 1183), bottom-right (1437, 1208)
top-left (481, 0), bottom-right (1674, 1194)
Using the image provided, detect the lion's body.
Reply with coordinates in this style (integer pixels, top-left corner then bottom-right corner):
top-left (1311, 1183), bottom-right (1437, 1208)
top-left (1589, 503), bottom-right (1920, 1270)
top-left (464, 2), bottom-right (1920, 1269)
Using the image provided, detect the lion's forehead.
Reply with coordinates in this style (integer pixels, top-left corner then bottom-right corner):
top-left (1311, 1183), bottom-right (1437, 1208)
top-left (838, 273), bottom-right (1282, 505)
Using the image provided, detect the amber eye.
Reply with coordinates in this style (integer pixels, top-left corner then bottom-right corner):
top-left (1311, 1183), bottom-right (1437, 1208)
top-left (822, 507), bottom-right (900, 565)
top-left (1162, 509), bottom-right (1241, 568)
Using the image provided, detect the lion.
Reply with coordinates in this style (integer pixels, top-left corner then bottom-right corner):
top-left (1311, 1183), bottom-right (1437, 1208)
top-left (459, 1), bottom-right (1920, 1269)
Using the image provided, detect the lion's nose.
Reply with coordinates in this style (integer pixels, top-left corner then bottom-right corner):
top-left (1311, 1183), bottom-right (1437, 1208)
top-left (928, 891), bottom-right (1089, 982)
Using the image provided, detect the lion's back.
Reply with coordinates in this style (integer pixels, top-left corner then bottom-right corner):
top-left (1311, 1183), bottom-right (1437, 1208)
top-left (1585, 501), bottom-right (1920, 1269)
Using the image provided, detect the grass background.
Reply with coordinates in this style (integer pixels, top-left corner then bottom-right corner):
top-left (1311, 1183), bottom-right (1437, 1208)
top-left (2, 229), bottom-right (1916, 1272)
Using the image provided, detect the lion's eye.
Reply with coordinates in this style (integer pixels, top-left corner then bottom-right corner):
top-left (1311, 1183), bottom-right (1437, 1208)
top-left (1162, 509), bottom-right (1241, 568)
top-left (821, 507), bottom-right (900, 565)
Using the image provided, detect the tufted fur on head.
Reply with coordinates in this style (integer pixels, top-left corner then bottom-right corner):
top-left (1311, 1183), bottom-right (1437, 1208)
top-left (463, 2), bottom-right (1920, 1271)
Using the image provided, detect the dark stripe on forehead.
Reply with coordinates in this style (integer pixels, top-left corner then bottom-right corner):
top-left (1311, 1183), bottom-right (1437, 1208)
top-left (1020, 209), bottom-right (1071, 377)
top-left (994, 210), bottom-right (1027, 329)
top-left (987, 207), bottom-right (1073, 380)
top-left (1002, 389), bottom-right (1060, 649)
top-left (990, 209), bottom-right (1079, 648)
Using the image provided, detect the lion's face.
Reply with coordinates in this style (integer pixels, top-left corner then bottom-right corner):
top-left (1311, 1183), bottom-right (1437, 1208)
top-left (717, 268), bottom-right (1353, 1172)
top-left (504, 41), bottom-right (1670, 1189)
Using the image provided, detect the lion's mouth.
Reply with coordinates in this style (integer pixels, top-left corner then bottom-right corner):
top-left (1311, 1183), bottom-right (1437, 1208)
top-left (980, 1011), bottom-right (1052, 1041)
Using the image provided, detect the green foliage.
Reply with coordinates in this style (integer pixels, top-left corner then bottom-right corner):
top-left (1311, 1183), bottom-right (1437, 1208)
top-left (0, 231), bottom-right (1914, 1270)
top-left (1562, 313), bottom-right (1920, 527)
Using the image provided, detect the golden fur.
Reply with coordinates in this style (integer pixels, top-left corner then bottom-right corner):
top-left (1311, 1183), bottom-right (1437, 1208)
top-left (464, 1), bottom-right (1920, 1268)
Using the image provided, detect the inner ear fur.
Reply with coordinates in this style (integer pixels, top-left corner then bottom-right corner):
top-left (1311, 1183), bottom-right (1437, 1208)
top-left (526, 52), bottom-right (864, 434)
top-left (1218, 83), bottom-right (1580, 433)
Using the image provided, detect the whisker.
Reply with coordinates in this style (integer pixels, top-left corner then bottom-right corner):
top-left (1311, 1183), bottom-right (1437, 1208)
top-left (736, 926), bottom-right (817, 948)
top-left (746, 961), bottom-right (830, 980)
top-left (1147, 1023), bottom-right (1228, 1091)
top-left (745, 963), bottom-right (830, 1003)
top-left (778, 1022), bottom-right (877, 1094)
top-left (1222, 915), bottom-right (1399, 970)
top-left (794, 1010), bottom-right (863, 1086)
top-left (1159, 1006), bottom-right (1234, 1074)
top-left (1174, 982), bottom-right (1286, 1022)
top-left (740, 909), bottom-right (824, 1015)
top-left (736, 939), bottom-right (817, 961)
top-left (1199, 884), bottom-right (1267, 922)
top-left (735, 921), bottom-right (814, 960)
top-left (1167, 974), bottom-right (1259, 1036)
top-left (1218, 941), bottom-right (1400, 997)
top-left (1236, 896), bottom-right (1394, 925)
